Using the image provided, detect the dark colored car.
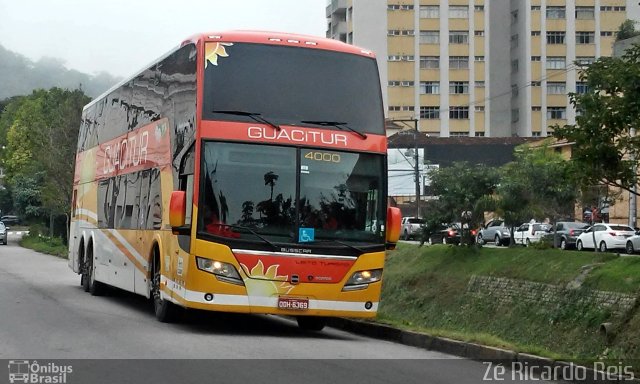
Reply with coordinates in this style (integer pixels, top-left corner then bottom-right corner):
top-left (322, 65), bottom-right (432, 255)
top-left (0, 215), bottom-right (20, 226)
top-left (427, 223), bottom-right (468, 245)
top-left (552, 221), bottom-right (590, 249)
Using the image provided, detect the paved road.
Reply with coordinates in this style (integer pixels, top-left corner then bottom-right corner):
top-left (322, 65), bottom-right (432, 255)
top-left (0, 238), bottom-right (554, 384)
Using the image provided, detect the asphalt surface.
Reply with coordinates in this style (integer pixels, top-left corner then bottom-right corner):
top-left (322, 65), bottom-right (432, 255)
top-left (0, 235), bottom-right (556, 384)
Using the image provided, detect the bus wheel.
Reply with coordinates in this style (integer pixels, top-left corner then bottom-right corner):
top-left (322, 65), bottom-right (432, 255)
top-left (87, 245), bottom-right (105, 296)
top-left (80, 245), bottom-right (90, 292)
top-left (296, 316), bottom-right (327, 331)
top-left (151, 249), bottom-right (181, 323)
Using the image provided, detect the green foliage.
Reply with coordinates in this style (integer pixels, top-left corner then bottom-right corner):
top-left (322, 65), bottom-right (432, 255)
top-left (553, 44), bottom-right (640, 196)
top-left (616, 20), bottom-right (640, 41)
top-left (19, 233), bottom-right (68, 259)
top-left (1, 88), bottom-right (90, 232)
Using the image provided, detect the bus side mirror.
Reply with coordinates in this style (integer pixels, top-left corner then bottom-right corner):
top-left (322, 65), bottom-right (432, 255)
top-left (386, 207), bottom-right (402, 249)
top-left (169, 191), bottom-right (187, 229)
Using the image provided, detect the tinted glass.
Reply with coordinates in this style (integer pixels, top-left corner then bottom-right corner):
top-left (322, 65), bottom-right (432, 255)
top-left (408, 218), bottom-right (425, 224)
top-left (202, 43), bottom-right (384, 135)
top-left (611, 225), bottom-right (634, 231)
top-left (198, 142), bottom-right (385, 244)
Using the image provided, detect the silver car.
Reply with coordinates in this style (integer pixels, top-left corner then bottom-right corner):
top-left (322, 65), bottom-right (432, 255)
top-left (0, 222), bottom-right (7, 245)
top-left (477, 219), bottom-right (511, 246)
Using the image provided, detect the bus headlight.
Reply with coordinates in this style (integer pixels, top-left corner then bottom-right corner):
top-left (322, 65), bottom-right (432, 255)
top-left (196, 257), bottom-right (244, 285)
top-left (343, 269), bottom-right (383, 291)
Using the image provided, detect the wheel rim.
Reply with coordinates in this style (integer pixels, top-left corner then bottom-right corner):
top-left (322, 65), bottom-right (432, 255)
top-left (152, 262), bottom-right (162, 309)
top-left (442, 237), bottom-right (447, 244)
top-left (600, 242), bottom-right (607, 252)
top-left (627, 242), bottom-right (634, 254)
top-left (577, 241), bottom-right (582, 251)
top-left (495, 235), bottom-right (500, 245)
top-left (560, 239), bottom-right (566, 250)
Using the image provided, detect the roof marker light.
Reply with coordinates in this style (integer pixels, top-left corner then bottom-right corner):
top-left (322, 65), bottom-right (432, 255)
top-left (287, 39), bottom-right (300, 43)
top-left (208, 35), bottom-right (222, 39)
top-left (269, 38), bottom-right (282, 42)
top-left (305, 41), bottom-right (318, 45)
top-left (361, 50), bottom-right (373, 55)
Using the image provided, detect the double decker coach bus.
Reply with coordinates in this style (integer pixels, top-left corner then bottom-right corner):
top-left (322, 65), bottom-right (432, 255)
top-left (69, 31), bottom-right (401, 330)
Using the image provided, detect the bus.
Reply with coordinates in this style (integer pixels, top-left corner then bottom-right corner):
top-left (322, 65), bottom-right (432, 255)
top-left (68, 31), bottom-right (401, 330)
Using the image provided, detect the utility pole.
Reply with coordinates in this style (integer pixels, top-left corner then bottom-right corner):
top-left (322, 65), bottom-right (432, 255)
top-left (630, 127), bottom-right (637, 228)
top-left (389, 118), bottom-right (421, 218)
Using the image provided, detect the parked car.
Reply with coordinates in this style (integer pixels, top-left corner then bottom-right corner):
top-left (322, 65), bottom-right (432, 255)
top-left (625, 233), bottom-right (640, 254)
top-left (513, 222), bottom-right (551, 246)
top-left (0, 215), bottom-right (20, 226)
top-left (401, 217), bottom-right (425, 240)
top-left (552, 221), bottom-right (590, 250)
top-left (0, 221), bottom-right (7, 245)
top-left (427, 223), bottom-right (462, 245)
top-left (477, 219), bottom-right (511, 246)
top-left (576, 223), bottom-right (635, 252)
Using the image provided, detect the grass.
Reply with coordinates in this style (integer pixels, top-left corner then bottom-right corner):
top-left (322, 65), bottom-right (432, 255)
top-left (377, 243), bottom-right (640, 364)
top-left (19, 234), bottom-right (68, 258)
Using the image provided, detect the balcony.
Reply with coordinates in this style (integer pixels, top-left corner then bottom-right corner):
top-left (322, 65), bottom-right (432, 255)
top-left (326, 0), bottom-right (348, 18)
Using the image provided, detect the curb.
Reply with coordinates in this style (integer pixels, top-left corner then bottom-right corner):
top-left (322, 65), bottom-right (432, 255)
top-left (326, 318), bottom-right (637, 383)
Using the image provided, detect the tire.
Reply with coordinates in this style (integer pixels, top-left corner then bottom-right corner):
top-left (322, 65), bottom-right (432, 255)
top-left (494, 234), bottom-right (501, 246)
top-left (81, 246), bottom-right (90, 292)
top-left (626, 241), bottom-right (635, 255)
top-left (442, 236), bottom-right (447, 245)
top-left (86, 246), bottom-right (106, 296)
top-left (476, 234), bottom-right (484, 245)
top-left (403, 230), bottom-right (409, 241)
top-left (577, 240), bottom-right (584, 251)
top-left (560, 238), bottom-right (567, 250)
top-left (151, 248), bottom-right (181, 323)
top-left (296, 316), bottom-right (326, 331)
top-left (599, 241), bottom-right (608, 253)
top-left (526, 238), bottom-right (531, 247)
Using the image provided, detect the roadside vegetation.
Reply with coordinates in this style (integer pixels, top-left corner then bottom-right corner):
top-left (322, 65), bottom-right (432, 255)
top-left (19, 233), bottom-right (67, 258)
top-left (377, 243), bottom-right (640, 364)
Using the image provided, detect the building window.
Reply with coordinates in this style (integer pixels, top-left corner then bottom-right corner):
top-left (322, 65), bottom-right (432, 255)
top-left (511, 84), bottom-right (519, 97)
top-left (420, 5), bottom-right (439, 18)
top-left (475, 132), bottom-right (486, 137)
top-left (532, 56), bottom-right (541, 61)
top-left (576, 32), bottom-right (595, 44)
top-left (511, 109), bottom-right (520, 123)
top-left (449, 107), bottom-right (469, 119)
top-left (547, 107), bottom-right (567, 120)
top-left (546, 6), bottom-right (566, 19)
top-left (449, 81), bottom-right (469, 94)
top-left (576, 82), bottom-right (590, 94)
top-left (475, 106), bottom-right (485, 112)
top-left (475, 5), bottom-right (484, 12)
top-left (449, 5), bottom-right (469, 18)
top-left (449, 31), bottom-right (469, 44)
top-left (420, 31), bottom-right (440, 44)
top-left (475, 30), bottom-right (485, 36)
top-left (531, 6), bottom-right (541, 11)
top-left (420, 81), bottom-right (440, 94)
top-left (388, 106), bottom-right (401, 111)
top-left (449, 56), bottom-right (469, 69)
top-left (420, 106), bottom-right (440, 119)
top-left (547, 82), bottom-right (566, 94)
top-left (388, 55), bottom-right (415, 61)
top-left (511, 10), bottom-right (518, 24)
top-left (511, 59), bottom-right (519, 73)
top-left (450, 132), bottom-right (469, 137)
top-left (420, 56), bottom-right (440, 69)
top-left (575, 6), bottom-right (595, 19)
top-left (576, 56), bottom-right (595, 66)
top-left (475, 56), bottom-right (485, 62)
top-left (532, 132), bottom-right (542, 137)
top-left (532, 106), bottom-right (542, 111)
top-left (531, 81), bottom-right (542, 87)
top-left (511, 34), bottom-right (519, 49)
top-left (546, 56), bottom-right (566, 69)
top-left (531, 31), bottom-right (541, 36)
top-left (601, 31), bottom-right (614, 37)
top-left (388, 30), bottom-right (414, 36)
top-left (600, 6), bottom-right (626, 11)
top-left (475, 81), bottom-right (485, 88)
top-left (547, 31), bottom-right (566, 44)
top-left (388, 81), bottom-right (414, 87)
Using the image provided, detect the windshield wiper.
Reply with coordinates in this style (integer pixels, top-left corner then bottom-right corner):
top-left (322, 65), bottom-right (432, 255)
top-left (212, 223), bottom-right (280, 251)
top-left (311, 239), bottom-right (366, 254)
top-left (212, 110), bottom-right (281, 131)
top-left (300, 120), bottom-right (367, 140)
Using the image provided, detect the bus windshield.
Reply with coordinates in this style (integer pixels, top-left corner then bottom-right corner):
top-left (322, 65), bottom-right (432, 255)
top-left (198, 142), bottom-right (385, 245)
top-left (202, 43), bottom-right (385, 135)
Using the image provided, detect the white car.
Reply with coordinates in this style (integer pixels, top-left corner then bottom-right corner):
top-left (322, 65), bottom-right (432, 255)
top-left (624, 233), bottom-right (640, 254)
top-left (401, 217), bottom-right (425, 240)
top-left (513, 222), bottom-right (551, 246)
top-left (576, 223), bottom-right (636, 252)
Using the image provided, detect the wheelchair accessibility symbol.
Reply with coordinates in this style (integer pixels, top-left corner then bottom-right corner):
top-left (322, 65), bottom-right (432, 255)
top-left (299, 228), bottom-right (315, 242)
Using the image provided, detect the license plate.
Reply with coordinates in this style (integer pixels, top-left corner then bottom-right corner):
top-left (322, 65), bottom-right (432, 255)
top-left (277, 297), bottom-right (309, 311)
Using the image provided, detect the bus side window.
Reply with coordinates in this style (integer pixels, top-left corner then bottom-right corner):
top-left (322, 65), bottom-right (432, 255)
top-left (146, 169), bottom-right (162, 230)
top-left (179, 144), bottom-right (195, 226)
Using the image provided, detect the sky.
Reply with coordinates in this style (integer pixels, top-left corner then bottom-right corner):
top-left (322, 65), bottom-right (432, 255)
top-left (0, 0), bottom-right (329, 77)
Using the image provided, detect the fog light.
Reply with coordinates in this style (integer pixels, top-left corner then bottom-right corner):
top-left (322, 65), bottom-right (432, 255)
top-left (365, 301), bottom-right (373, 310)
top-left (204, 293), bottom-right (214, 302)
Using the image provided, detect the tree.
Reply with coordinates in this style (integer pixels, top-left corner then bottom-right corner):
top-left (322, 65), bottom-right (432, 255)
top-left (425, 162), bottom-right (500, 245)
top-left (553, 44), bottom-right (640, 196)
top-left (2, 88), bottom-right (90, 239)
top-left (616, 20), bottom-right (640, 41)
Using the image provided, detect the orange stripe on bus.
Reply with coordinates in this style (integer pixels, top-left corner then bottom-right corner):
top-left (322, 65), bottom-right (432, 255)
top-left (102, 230), bottom-right (149, 278)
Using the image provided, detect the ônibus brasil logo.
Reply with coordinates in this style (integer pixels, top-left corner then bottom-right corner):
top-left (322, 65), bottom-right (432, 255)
top-left (8, 360), bottom-right (72, 384)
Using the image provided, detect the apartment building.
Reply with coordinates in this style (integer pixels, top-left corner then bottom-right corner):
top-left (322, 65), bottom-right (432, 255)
top-left (326, 0), bottom-right (640, 137)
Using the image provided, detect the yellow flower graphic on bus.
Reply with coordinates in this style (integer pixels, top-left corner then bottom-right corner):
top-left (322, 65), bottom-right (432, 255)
top-left (240, 260), bottom-right (294, 296)
top-left (205, 42), bottom-right (233, 68)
